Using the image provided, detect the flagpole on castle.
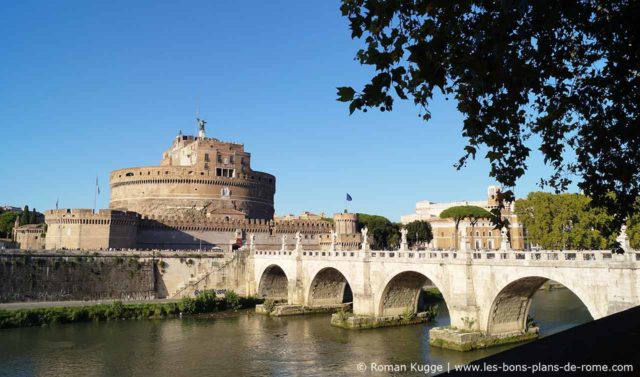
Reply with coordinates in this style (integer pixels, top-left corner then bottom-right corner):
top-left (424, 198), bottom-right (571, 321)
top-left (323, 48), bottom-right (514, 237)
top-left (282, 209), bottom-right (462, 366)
top-left (345, 193), bottom-right (352, 213)
top-left (93, 176), bottom-right (99, 213)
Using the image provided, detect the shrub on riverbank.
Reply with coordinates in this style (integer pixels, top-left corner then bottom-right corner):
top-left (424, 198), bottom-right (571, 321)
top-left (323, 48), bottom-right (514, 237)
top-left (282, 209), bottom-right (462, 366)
top-left (0, 292), bottom-right (262, 329)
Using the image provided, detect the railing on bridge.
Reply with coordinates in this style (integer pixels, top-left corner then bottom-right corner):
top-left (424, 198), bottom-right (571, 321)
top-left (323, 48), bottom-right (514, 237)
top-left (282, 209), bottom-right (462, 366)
top-left (252, 248), bottom-right (639, 264)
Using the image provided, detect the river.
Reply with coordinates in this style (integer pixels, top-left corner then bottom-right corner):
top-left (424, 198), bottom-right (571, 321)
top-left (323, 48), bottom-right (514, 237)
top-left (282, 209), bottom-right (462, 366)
top-left (0, 289), bottom-right (592, 377)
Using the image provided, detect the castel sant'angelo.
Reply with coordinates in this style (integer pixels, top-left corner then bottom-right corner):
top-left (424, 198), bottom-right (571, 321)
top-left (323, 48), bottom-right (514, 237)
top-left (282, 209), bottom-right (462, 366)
top-left (44, 120), bottom-right (360, 251)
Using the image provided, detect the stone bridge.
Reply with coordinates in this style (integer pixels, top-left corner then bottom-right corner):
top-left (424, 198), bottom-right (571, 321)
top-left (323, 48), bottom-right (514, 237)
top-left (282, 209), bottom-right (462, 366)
top-left (247, 244), bottom-right (640, 349)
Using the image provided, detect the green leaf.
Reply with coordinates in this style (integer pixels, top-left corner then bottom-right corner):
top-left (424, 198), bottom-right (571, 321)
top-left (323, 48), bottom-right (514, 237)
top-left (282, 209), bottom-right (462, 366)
top-left (336, 87), bottom-right (356, 102)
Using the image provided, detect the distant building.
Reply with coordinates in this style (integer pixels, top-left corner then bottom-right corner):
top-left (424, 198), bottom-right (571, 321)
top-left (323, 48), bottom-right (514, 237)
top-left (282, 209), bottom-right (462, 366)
top-left (401, 186), bottom-right (527, 250)
top-left (13, 223), bottom-right (46, 250)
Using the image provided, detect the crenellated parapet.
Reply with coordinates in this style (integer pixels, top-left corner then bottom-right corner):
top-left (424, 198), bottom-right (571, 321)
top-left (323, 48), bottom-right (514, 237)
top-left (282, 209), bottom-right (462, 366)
top-left (45, 209), bottom-right (141, 226)
top-left (138, 215), bottom-right (333, 235)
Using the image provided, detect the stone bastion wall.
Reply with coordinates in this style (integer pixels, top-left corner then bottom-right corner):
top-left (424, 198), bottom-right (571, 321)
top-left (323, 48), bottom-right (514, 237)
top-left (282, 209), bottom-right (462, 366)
top-left (109, 166), bottom-right (276, 220)
top-left (0, 251), bottom-right (248, 302)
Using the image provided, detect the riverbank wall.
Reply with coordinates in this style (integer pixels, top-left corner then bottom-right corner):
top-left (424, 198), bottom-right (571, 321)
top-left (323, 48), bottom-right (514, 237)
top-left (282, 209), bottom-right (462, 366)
top-left (0, 250), bottom-right (250, 303)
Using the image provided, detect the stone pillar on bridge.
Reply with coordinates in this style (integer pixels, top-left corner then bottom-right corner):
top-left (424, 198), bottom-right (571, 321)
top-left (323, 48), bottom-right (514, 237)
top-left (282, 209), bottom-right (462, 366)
top-left (459, 227), bottom-right (468, 252)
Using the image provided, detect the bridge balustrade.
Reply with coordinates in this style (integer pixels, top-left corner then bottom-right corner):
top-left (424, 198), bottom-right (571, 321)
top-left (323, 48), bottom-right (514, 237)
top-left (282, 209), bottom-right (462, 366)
top-left (252, 248), bottom-right (638, 267)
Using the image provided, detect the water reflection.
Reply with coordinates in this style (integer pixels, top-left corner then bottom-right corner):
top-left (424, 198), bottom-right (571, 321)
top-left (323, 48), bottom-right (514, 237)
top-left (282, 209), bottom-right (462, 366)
top-left (0, 289), bottom-right (592, 377)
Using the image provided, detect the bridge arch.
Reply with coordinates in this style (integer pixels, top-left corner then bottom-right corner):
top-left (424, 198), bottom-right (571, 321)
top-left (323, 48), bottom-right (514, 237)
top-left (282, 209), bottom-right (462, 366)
top-left (257, 264), bottom-right (289, 301)
top-left (487, 275), bottom-right (597, 335)
top-left (307, 267), bottom-right (353, 306)
top-left (378, 270), bottom-right (449, 317)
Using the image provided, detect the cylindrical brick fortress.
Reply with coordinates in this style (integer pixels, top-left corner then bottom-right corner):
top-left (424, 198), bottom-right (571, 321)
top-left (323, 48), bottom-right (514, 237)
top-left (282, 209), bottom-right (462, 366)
top-left (109, 166), bottom-right (275, 219)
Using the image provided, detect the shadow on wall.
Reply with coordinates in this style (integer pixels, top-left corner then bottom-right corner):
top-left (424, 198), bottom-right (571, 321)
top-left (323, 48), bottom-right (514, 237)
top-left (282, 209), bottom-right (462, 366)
top-left (154, 262), bottom-right (169, 298)
top-left (137, 219), bottom-right (234, 251)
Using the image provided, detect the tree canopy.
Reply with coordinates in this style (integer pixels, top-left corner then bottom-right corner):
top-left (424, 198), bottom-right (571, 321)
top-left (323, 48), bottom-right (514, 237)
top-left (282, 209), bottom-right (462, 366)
top-left (439, 206), bottom-right (492, 225)
top-left (627, 198), bottom-right (640, 250)
top-left (404, 220), bottom-right (433, 247)
top-left (357, 213), bottom-right (400, 249)
top-left (514, 192), bottom-right (618, 250)
top-left (0, 212), bottom-right (18, 238)
top-left (338, 1), bottom-right (640, 230)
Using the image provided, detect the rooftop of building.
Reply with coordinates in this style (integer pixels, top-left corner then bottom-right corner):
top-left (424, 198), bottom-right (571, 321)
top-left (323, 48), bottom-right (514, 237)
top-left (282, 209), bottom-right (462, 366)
top-left (14, 223), bottom-right (45, 230)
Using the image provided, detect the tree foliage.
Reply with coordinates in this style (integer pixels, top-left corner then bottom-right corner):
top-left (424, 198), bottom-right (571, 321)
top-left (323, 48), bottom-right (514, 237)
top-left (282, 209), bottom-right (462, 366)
top-left (338, 1), bottom-right (640, 230)
top-left (19, 206), bottom-right (30, 226)
top-left (625, 198), bottom-right (640, 250)
top-left (439, 206), bottom-right (492, 225)
top-left (357, 213), bottom-right (399, 249)
top-left (0, 212), bottom-right (18, 238)
top-left (514, 192), bottom-right (617, 250)
top-left (439, 205), bottom-right (492, 249)
top-left (404, 220), bottom-right (433, 247)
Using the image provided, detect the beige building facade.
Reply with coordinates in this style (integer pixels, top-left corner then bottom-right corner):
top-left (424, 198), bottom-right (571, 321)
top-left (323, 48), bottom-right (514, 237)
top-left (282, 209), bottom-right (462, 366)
top-left (401, 186), bottom-right (527, 250)
top-left (13, 223), bottom-right (46, 250)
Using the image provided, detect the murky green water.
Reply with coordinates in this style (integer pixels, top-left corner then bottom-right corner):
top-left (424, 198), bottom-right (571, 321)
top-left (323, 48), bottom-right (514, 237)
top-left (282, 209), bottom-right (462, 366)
top-left (0, 289), bottom-right (592, 377)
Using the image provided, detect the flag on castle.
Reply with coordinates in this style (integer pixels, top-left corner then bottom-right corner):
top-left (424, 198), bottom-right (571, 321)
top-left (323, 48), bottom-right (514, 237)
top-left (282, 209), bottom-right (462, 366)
top-left (346, 193), bottom-right (352, 201)
top-left (96, 176), bottom-right (100, 195)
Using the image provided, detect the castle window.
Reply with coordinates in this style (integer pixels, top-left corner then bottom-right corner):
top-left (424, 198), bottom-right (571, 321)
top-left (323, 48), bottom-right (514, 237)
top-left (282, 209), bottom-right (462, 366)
top-left (204, 153), bottom-right (210, 162)
top-left (125, 172), bottom-right (134, 177)
top-left (489, 231), bottom-right (492, 237)
top-left (216, 168), bottom-right (222, 176)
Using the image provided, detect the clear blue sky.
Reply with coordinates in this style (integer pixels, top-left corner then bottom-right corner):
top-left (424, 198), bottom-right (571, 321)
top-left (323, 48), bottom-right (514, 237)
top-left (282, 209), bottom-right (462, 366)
top-left (0, 1), bottom-right (566, 221)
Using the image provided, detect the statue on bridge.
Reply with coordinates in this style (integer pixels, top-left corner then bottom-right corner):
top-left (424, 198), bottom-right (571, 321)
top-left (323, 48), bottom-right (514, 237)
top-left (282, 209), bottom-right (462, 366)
top-left (400, 228), bottom-right (408, 251)
top-left (281, 234), bottom-right (288, 251)
top-left (617, 224), bottom-right (629, 250)
top-left (330, 230), bottom-right (337, 251)
top-left (500, 227), bottom-right (511, 251)
top-left (295, 231), bottom-right (302, 252)
top-left (361, 227), bottom-right (370, 251)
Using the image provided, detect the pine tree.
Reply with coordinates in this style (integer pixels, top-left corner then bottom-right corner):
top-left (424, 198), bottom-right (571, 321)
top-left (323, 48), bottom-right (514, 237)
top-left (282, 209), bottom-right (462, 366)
top-left (29, 208), bottom-right (36, 224)
top-left (20, 205), bottom-right (30, 225)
